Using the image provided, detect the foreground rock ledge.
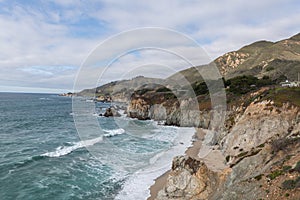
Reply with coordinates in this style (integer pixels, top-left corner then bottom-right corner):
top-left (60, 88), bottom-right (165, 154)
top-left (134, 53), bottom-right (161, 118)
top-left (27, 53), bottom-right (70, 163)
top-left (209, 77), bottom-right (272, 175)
top-left (155, 155), bottom-right (228, 200)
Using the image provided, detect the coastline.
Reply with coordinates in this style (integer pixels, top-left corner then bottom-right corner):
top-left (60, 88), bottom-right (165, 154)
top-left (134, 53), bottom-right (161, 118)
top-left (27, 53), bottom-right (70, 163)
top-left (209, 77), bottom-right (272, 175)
top-left (115, 126), bottom-right (195, 200)
top-left (147, 170), bottom-right (170, 200)
top-left (147, 128), bottom-right (206, 200)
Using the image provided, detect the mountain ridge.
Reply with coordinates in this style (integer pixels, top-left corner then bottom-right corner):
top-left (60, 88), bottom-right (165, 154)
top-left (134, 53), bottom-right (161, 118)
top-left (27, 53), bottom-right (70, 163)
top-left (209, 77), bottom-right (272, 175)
top-left (168, 32), bottom-right (300, 84)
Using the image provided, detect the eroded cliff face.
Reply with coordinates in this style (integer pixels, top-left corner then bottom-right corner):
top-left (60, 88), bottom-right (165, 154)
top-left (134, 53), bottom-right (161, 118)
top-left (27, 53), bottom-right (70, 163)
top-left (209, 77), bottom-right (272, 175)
top-left (215, 52), bottom-right (250, 76)
top-left (127, 95), bottom-right (212, 128)
top-left (127, 98), bottom-right (151, 120)
top-left (221, 100), bottom-right (299, 158)
top-left (153, 89), bottom-right (300, 200)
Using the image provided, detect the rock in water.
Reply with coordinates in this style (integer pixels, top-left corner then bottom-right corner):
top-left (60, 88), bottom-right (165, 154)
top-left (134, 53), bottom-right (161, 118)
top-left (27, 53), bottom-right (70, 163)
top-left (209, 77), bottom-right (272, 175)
top-left (103, 107), bottom-right (121, 117)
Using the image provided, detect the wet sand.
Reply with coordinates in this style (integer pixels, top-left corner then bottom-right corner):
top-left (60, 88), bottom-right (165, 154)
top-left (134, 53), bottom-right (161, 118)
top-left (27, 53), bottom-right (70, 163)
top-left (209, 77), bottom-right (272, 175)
top-left (147, 128), bottom-right (205, 200)
top-left (147, 128), bottom-right (228, 199)
top-left (147, 170), bottom-right (170, 200)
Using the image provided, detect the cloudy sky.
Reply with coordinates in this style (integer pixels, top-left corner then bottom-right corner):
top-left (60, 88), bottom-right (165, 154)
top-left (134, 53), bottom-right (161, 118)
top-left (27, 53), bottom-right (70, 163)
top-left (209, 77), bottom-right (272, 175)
top-left (0, 0), bottom-right (299, 93)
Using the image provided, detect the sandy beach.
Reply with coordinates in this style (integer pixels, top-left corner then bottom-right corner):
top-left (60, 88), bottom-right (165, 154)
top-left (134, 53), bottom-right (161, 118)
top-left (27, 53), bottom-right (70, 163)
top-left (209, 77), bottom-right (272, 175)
top-left (147, 170), bottom-right (170, 200)
top-left (147, 128), bottom-right (227, 200)
top-left (147, 128), bottom-right (206, 200)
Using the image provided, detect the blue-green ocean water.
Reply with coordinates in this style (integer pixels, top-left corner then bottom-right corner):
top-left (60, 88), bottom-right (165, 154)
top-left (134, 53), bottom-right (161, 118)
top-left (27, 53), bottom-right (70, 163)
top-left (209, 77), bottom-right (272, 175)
top-left (0, 93), bottom-right (193, 200)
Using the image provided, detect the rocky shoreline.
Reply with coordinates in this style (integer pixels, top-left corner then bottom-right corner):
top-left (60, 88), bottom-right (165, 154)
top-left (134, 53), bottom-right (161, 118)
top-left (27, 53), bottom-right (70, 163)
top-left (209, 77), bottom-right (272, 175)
top-left (148, 129), bottom-right (228, 200)
top-left (142, 87), bottom-right (300, 200)
top-left (97, 85), bottom-right (300, 199)
top-left (76, 32), bottom-right (300, 199)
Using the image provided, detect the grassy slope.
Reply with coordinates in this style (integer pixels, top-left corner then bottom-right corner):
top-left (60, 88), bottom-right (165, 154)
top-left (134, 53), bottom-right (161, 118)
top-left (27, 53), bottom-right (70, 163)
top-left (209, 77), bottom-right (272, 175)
top-left (168, 33), bottom-right (300, 85)
top-left (262, 87), bottom-right (300, 107)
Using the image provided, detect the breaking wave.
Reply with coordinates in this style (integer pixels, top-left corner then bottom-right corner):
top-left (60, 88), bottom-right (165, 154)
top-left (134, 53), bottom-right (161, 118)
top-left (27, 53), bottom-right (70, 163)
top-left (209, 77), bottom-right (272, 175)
top-left (103, 128), bottom-right (125, 137)
top-left (41, 136), bottom-right (103, 158)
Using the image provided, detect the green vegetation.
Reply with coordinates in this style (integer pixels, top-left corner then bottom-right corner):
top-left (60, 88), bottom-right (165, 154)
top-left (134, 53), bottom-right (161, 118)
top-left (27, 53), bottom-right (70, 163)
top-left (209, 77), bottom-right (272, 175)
top-left (281, 177), bottom-right (300, 190)
top-left (226, 155), bottom-right (230, 162)
top-left (135, 88), bottom-right (152, 95)
top-left (262, 87), bottom-right (300, 107)
top-left (271, 138), bottom-right (300, 153)
top-left (285, 193), bottom-right (290, 197)
top-left (283, 165), bottom-right (292, 172)
top-left (225, 75), bottom-right (273, 95)
top-left (268, 170), bottom-right (283, 180)
top-left (237, 151), bottom-right (248, 158)
top-left (257, 143), bottom-right (265, 148)
top-left (254, 174), bottom-right (262, 181)
top-left (191, 81), bottom-right (208, 96)
top-left (266, 66), bottom-right (274, 71)
top-left (275, 74), bottom-right (287, 84)
top-left (168, 33), bottom-right (300, 86)
top-left (164, 92), bottom-right (176, 100)
top-left (184, 78), bottom-right (226, 96)
top-left (156, 87), bottom-right (172, 93)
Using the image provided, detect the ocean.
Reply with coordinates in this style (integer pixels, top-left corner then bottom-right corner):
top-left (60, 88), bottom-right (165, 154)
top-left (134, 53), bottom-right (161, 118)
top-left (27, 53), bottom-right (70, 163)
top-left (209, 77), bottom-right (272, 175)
top-left (0, 93), bottom-right (194, 200)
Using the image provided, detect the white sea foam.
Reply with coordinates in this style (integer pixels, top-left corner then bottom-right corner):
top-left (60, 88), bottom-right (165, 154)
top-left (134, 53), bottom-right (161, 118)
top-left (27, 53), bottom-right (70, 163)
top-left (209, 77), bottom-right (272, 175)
top-left (41, 136), bottom-right (103, 158)
top-left (42, 128), bottom-right (126, 158)
top-left (115, 127), bottom-right (195, 200)
top-left (103, 128), bottom-right (125, 137)
top-left (39, 97), bottom-right (51, 100)
top-left (92, 113), bottom-right (99, 117)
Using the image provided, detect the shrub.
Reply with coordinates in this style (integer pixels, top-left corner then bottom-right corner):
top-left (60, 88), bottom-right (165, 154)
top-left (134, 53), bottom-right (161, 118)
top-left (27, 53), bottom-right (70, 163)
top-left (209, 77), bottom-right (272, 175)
top-left (283, 165), bottom-right (292, 172)
top-left (254, 174), bottom-right (262, 181)
top-left (275, 74), bottom-right (288, 84)
top-left (237, 151), bottom-right (248, 158)
top-left (227, 75), bottom-right (258, 94)
top-left (226, 155), bottom-right (230, 162)
top-left (268, 170), bottom-right (283, 180)
top-left (164, 93), bottom-right (176, 99)
top-left (282, 180), bottom-right (296, 190)
top-left (135, 88), bottom-right (151, 95)
top-left (191, 81), bottom-right (208, 96)
top-left (225, 75), bottom-right (276, 95)
top-left (271, 138), bottom-right (299, 153)
top-left (257, 76), bottom-right (273, 87)
top-left (156, 87), bottom-right (172, 93)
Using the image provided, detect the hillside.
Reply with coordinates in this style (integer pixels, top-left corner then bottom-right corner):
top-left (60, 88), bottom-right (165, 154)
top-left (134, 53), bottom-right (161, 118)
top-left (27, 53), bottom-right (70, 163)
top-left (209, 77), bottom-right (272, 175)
top-left (77, 32), bottom-right (300, 200)
top-left (168, 33), bottom-right (300, 84)
top-left (78, 33), bottom-right (300, 101)
top-left (77, 76), bottom-right (165, 102)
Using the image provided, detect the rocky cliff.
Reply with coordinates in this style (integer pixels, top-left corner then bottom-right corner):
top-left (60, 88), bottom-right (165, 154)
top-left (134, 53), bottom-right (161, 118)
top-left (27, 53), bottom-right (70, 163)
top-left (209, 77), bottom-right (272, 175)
top-left (127, 91), bottom-right (212, 128)
top-left (153, 87), bottom-right (300, 200)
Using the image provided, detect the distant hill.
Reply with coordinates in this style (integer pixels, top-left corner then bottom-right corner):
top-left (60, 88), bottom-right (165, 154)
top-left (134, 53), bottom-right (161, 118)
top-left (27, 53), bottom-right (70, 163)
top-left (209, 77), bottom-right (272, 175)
top-left (78, 76), bottom-right (165, 102)
top-left (168, 33), bottom-right (300, 84)
top-left (79, 33), bottom-right (300, 99)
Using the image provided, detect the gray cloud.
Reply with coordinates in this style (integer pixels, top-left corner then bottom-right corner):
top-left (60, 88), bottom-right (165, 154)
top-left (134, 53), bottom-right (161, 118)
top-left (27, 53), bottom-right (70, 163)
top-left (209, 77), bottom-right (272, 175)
top-left (0, 0), bottom-right (299, 92)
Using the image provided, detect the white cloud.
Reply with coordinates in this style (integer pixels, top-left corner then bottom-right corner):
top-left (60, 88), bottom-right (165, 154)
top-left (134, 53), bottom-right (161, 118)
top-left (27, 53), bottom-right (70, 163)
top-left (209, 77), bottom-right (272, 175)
top-left (0, 0), bottom-right (299, 92)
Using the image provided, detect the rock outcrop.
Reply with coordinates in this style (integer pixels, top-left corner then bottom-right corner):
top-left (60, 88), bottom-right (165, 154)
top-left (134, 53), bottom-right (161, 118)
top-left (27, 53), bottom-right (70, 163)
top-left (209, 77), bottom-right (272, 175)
top-left (153, 87), bottom-right (300, 200)
top-left (127, 98), bottom-right (151, 120)
top-left (156, 156), bottom-right (226, 200)
top-left (215, 51), bottom-right (249, 76)
top-left (127, 94), bottom-right (212, 128)
top-left (103, 107), bottom-right (121, 117)
top-left (221, 100), bottom-right (299, 157)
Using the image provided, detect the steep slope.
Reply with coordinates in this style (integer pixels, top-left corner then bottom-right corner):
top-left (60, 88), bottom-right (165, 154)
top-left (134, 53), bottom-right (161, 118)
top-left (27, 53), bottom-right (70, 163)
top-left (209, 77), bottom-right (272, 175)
top-left (154, 87), bottom-right (300, 200)
top-left (168, 33), bottom-right (300, 84)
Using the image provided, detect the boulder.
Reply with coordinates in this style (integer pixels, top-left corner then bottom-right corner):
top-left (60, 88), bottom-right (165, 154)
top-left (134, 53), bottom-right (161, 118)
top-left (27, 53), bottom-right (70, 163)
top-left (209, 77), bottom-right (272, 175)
top-left (103, 107), bottom-right (121, 117)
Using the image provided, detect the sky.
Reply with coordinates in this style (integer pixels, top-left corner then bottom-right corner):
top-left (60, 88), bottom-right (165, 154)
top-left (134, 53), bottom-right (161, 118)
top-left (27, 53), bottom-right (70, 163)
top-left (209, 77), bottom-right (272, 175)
top-left (0, 0), bottom-right (299, 93)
